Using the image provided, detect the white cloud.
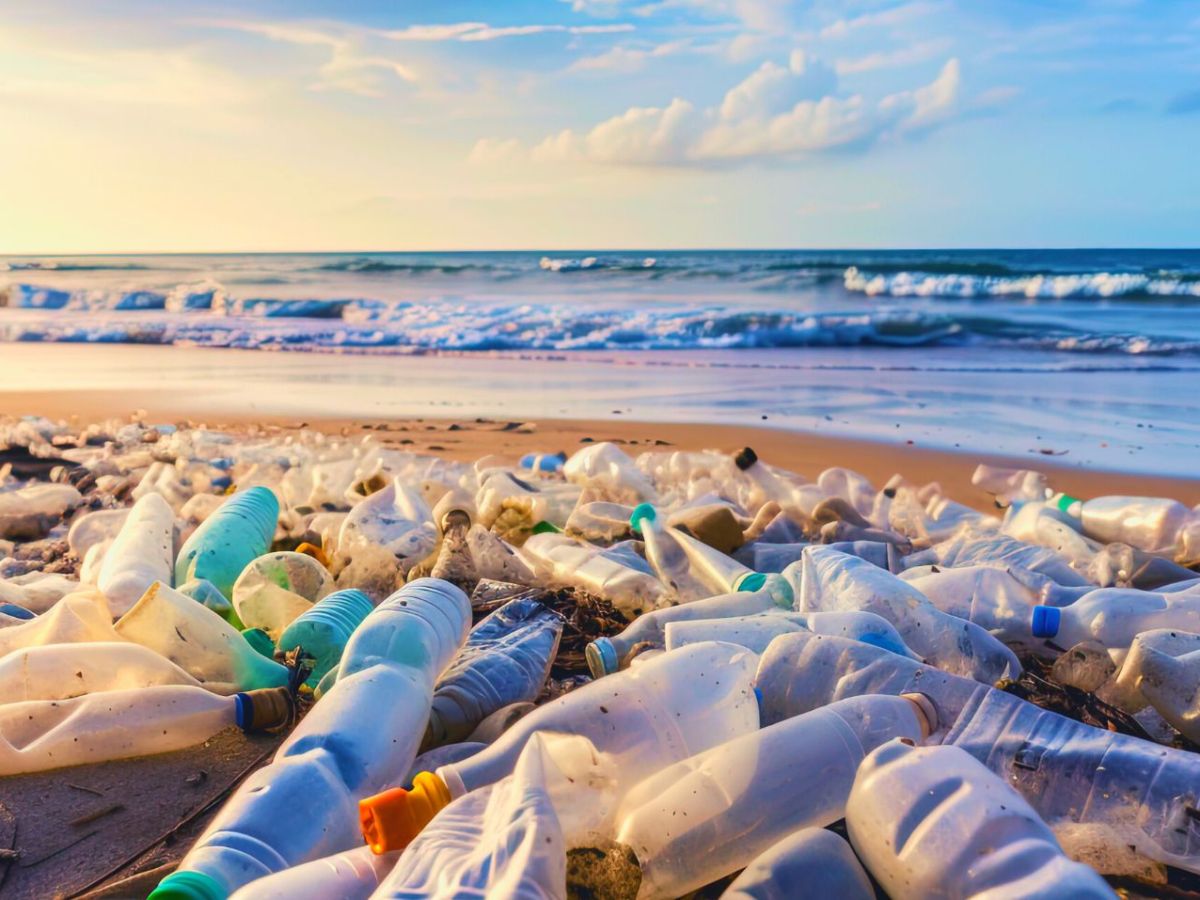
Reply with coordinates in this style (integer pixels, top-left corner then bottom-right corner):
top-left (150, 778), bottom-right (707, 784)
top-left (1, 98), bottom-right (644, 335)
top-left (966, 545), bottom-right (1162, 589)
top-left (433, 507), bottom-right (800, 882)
top-left (490, 53), bottom-right (964, 166)
top-left (202, 20), bottom-right (416, 95)
top-left (820, 2), bottom-right (941, 40)
top-left (468, 137), bottom-right (524, 164)
top-left (569, 39), bottom-right (694, 73)
top-left (835, 39), bottom-right (951, 76)
top-left (383, 22), bottom-right (633, 42)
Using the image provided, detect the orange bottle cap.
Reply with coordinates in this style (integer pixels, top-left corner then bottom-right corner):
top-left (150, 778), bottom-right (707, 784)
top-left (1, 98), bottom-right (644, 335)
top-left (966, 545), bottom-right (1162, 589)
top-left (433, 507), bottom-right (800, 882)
top-left (359, 771), bottom-right (451, 854)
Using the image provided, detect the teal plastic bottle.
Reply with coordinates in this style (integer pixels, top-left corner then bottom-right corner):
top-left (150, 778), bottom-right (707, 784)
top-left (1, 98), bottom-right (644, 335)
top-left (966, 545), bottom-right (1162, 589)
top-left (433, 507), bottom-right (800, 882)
top-left (275, 589), bottom-right (374, 687)
top-left (175, 488), bottom-right (279, 601)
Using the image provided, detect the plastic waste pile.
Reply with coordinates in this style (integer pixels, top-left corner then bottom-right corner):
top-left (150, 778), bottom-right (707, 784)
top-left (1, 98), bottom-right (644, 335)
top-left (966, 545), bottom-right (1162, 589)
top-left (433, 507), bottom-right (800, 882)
top-left (0, 414), bottom-right (1198, 898)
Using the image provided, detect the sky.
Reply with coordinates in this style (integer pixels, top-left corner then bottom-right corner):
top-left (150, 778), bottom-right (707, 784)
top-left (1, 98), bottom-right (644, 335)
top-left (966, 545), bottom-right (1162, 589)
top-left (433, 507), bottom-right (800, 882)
top-left (1, 0), bottom-right (1198, 252)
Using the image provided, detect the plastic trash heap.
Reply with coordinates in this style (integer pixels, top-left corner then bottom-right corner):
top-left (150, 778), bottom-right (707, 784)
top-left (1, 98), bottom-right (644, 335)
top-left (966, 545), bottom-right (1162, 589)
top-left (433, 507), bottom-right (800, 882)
top-left (150, 578), bottom-right (471, 900)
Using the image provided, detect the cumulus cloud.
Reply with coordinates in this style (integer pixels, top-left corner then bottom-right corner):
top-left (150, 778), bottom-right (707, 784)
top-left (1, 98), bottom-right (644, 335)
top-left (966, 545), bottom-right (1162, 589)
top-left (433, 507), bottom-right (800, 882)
top-left (483, 53), bottom-right (963, 166)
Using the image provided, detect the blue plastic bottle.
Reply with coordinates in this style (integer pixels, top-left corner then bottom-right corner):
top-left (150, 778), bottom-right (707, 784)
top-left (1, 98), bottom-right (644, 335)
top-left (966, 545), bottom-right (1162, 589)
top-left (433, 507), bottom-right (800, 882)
top-left (174, 487), bottom-right (279, 601)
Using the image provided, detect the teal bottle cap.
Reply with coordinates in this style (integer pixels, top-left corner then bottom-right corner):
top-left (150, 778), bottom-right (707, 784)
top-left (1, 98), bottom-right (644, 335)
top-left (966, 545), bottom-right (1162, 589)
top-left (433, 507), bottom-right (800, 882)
top-left (735, 572), bottom-right (767, 592)
top-left (629, 503), bottom-right (657, 533)
top-left (148, 870), bottom-right (226, 900)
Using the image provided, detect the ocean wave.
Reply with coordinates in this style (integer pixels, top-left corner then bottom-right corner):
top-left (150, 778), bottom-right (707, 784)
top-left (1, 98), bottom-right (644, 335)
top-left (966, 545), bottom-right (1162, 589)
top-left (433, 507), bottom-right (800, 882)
top-left (539, 256), bottom-right (657, 272)
top-left (1, 300), bottom-right (1197, 357)
top-left (314, 258), bottom-right (495, 275)
top-left (0, 261), bottom-right (150, 272)
top-left (843, 267), bottom-right (1200, 300)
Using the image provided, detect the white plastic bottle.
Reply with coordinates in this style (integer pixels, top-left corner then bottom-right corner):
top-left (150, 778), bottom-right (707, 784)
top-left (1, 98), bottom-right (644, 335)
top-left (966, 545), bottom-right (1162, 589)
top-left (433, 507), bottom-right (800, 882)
top-left (586, 577), bottom-right (793, 676)
top-left (608, 693), bottom-right (931, 899)
top-left (719, 828), bottom-right (874, 900)
top-left (901, 564), bottom-right (1047, 643)
top-left (98, 492), bottom-right (176, 616)
top-left (232, 550), bottom-right (333, 639)
top-left (665, 609), bottom-right (919, 660)
top-left (363, 641), bottom-right (761, 855)
top-left (1051, 492), bottom-right (1197, 557)
top-left (1030, 588), bottom-right (1200, 659)
top-left (117, 582), bottom-right (289, 693)
top-left (0, 641), bottom-right (202, 701)
top-left (0, 685), bottom-right (241, 776)
top-left (1109, 628), bottom-right (1200, 742)
top-left (847, 739), bottom-right (1115, 899)
top-left (229, 847), bottom-right (399, 900)
top-left (785, 546), bottom-right (1020, 683)
top-left (0, 588), bottom-right (120, 658)
top-left (520, 532), bottom-right (668, 620)
top-left (151, 579), bottom-right (472, 900)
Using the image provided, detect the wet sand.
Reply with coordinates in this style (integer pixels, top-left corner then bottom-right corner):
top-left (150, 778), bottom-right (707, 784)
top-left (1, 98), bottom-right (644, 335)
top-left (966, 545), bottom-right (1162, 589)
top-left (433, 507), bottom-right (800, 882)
top-left (2, 389), bottom-right (1198, 508)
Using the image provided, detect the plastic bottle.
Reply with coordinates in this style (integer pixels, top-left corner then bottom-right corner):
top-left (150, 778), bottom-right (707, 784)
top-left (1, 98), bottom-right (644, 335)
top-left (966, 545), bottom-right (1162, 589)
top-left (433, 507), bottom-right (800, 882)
top-left (971, 463), bottom-right (1049, 507)
top-left (67, 507), bottom-right (131, 564)
top-left (586, 578), bottom-right (793, 677)
top-left (631, 503), bottom-right (724, 603)
top-left (847, 740), bottom-right (1115, 899)
top-left (232, 551), bottom-right (333, 640)
top-left (719, 828), bottom-right (874, 900)
top-left (1051, 492), bottom-right (1197, 558)
top-left (0, 571), bottom-right (79, 615)
top-left (785, 546), bottom-right (1020, 683)
top-left (475, 471), bottom-right (580, 542)
top-left (901, 564), bottom-right (1047, 643)
top-left (180, 577), bottom-right (237, 621)
top-left (755, 632), bottom-right (1200, 876)
top-left (423, 597), bottom-right (563, 749)
top-left (0, 641), bottom-right (202, 701)
top-left (1112, 630), bottom-right (1200, 743)
top-left (519, 532), bottom-right (668, 620)
top-left (228, 847), bottom-right (399, 900)
top-left (902, 530), bottom-right (1091, 587)
top-left (427, 492), bottom-right (479, 593)
top-left (519, 451), bottom-right (566, 474)
top-left (605, 694), bottom-right (931, 899)
top-left (175, 487), bottom-right (280, 600)
top-left (116, 582), bottom-right (289, 693)
top-left (96, 492), bottom-right (175, 616)
top-left (666, 609), bottom-right (919, 660)
top-left (361, 641), bottom-right (761, 854)
top-left (152, 579), bottom-right (471, 900)
top-left (0, 684), bottom-right (284, 776)
top-left (1030, 588), bottom-right (1200, 660)
top-left (566, 500), bottom-right (635, 542)
top-left (370, 732), bottom-right (567, 899)
top-left (241, 627), bottom-right (276, 659)
top-left (0, 588), bottom-right (120, 658)
top-left (562, 442), bottom-right (656, 504)
top-left (275, 588), bottom-right (374, 687)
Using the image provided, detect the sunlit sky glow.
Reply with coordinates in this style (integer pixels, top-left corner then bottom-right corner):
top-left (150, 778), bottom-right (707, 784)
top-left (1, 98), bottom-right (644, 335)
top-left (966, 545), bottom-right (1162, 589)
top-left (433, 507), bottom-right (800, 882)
top-left (2, 0), bottom-right (1198, 252)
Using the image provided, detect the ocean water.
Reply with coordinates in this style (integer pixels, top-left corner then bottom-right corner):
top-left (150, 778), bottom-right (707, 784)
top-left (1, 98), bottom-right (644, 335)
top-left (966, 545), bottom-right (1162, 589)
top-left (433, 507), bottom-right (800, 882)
top-left (1, 249), bottom-right (1198, 476)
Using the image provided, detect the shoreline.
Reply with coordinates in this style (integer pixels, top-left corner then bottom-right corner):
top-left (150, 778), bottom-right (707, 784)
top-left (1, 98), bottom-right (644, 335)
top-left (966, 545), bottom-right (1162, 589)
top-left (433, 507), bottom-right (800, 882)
top-left (4, 393), bottom-right (1198, 509)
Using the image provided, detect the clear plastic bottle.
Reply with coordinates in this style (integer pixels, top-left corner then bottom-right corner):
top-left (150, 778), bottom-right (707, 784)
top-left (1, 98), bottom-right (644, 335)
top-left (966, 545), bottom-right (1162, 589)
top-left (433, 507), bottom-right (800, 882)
top-left (901, 564), bottom-right (1047, 644)
top-left (228, 846), bottom-right (399, 900)
top-left (175, 487), bottom-right (280, 600)
top-left (666, 609), bottom-right (919, 660)
top-left (585, 577), bottom-right (793, 677)
top-left (608, 694), bottom-right (931, 899)
top-left (232, 551), bottom-right (334, 640)
top-left (360, 641), bottom-right (761, 855)
top-left (116, 582), bottom-right (289, 693)
top-left (1030, 588), bottom-right (1200, 660)
top-left (902, 530), bottom-right (1091, 587)
top-left (151, 579), bottom-right (471, 900)
top-left (427, 492), bottom-right (479, 593)
top-left (847, 739), bottom-right (1115, 899)
top-left (369, 732), bottom-right (568, 899)
top-left (0, 641), bottom-right (202, 701)
top-left (566, 500), bottom-right (636, 542)
top-left (755, 631), bottom-right (1200, 876)
top-left (423, 597), bottom-right (562, 749)
top-left (96, 492), bottom-right (176, 616)
top-left (519, 532), bottom-right (669, 620)
top-left (784, 546), bottom-right (1020, 683)
top-left (562, 442), bottom-right (657, 504)
top-left (719, 828), bottom-right (874, 900)
top-left (336, 478), bottom-right (437, 589)
top-left (1111, 629), bottom-right (1200, 743)
top-left (631, 503), bottom-right (723, 603)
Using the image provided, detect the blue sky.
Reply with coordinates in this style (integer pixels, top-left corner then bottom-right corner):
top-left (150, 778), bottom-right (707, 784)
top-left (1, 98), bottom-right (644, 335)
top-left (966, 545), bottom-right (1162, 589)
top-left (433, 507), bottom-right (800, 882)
top-left (1, 0), bottom-right (1197, 251)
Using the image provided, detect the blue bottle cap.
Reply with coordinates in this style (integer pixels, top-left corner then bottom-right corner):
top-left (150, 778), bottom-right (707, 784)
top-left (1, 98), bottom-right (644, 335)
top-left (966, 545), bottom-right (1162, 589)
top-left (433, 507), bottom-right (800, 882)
top-left (735, 572), bottom-right (767, 593)
top-left (629, 503), bottom-right (657, 533)
top-left (586, 638), bottom-right (619, 678)
top-left (1031, 605), bottom-right (1061, 639)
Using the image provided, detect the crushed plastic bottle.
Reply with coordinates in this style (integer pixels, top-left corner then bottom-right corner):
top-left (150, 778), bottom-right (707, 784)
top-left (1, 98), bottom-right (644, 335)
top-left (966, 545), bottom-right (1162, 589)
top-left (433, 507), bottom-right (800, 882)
top-left (0, 587), bottom-right (119, 657)
top-left (1109, 628), bottom-right (1200, 742)
top-left (175, 486), bottom-right (280, 601)
top-left (847, 739), bottom-right (1116, 899)
top-left (520, 532), bottom-right (669, 620)
top-left (232, 550), bottom-right (334, 639)
top-left (152, 579), bottom-right (471, 900)
top-left (360, 641), bottom-right (760, 854)
top-left (719, 828), bottom-right (874, 900)
top-left (784, 546), bottom-right (1020, 682)
top-left (116, 582), bottom-right (289, 693)
top-left (603, 694), bottom-right (930, 899)
top-left (423, 596), bottom-right (563, 749)
top-left (0, 641), bottom-right (202, 701)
